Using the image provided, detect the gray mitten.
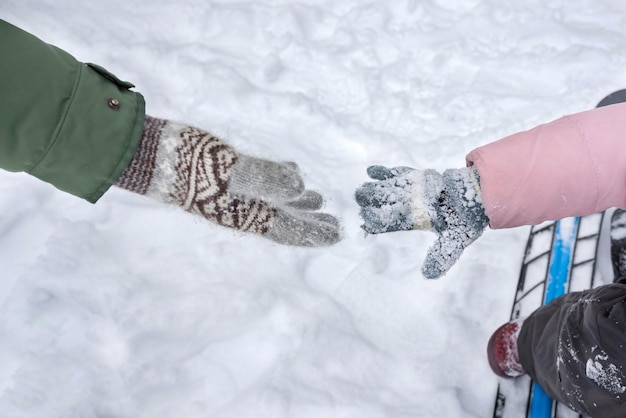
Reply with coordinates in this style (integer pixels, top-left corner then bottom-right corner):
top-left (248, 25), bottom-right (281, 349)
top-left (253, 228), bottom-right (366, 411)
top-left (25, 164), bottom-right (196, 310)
top-left (115, 116), bottom-right (341, 247)
top-left (355, 165), bottom-right (489, 278)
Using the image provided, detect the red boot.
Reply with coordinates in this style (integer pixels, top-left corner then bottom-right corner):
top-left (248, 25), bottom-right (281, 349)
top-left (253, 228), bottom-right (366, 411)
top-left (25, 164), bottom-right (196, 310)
top-left (487, 318), bottom-right (527, 378)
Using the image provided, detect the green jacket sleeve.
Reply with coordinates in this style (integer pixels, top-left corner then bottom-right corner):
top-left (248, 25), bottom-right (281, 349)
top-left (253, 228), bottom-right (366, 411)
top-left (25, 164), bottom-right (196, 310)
top-left (0, 19), bottom-right (145, 203)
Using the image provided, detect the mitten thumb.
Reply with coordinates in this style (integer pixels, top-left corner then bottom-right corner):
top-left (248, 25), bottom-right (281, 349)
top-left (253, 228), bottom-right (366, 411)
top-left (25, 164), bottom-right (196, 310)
top-left (421, 167), bottom-right (489, 279)
top-left (422, 233), bottom-right (468, 279)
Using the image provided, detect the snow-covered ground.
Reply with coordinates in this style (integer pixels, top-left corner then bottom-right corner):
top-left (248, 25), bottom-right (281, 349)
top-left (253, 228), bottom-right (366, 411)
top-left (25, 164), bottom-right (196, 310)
top-left (2, 1), bottom-right (626, 417)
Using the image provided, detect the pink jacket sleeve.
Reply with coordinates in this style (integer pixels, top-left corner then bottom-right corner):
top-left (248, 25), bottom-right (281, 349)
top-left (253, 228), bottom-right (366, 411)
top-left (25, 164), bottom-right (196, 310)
top-left (466, 102), bottom-right (626, 229)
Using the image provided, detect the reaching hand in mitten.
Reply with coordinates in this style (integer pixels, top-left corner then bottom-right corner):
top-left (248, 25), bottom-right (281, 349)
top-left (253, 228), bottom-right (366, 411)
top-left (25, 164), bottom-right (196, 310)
top-left (115, 116), bottom-right (341, 246)
top-left (355, 165), bottom-right (489, 278)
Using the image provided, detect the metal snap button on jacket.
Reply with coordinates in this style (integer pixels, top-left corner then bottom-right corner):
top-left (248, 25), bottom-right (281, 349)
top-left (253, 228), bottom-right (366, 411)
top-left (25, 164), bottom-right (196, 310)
top-left (107, 98), bottom-right (120, 110)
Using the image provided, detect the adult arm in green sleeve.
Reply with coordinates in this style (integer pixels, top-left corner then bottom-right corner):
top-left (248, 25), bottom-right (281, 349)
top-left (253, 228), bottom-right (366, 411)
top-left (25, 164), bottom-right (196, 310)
top-left (0, 19), bottom-right (145, 202)
top-left (0, 19), bottom-right (341, 246)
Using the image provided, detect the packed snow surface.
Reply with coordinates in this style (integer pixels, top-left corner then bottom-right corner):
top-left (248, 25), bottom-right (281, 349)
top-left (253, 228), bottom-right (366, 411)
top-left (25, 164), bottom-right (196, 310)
top-left (3, 1), bottom-right (626, 417)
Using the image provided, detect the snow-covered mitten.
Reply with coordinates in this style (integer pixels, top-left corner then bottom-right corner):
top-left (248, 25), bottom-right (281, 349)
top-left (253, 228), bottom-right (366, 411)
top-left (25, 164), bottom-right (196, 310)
top-left (115, 116), bottom-right (341, 246)
top-left (355, 165), bottom-right (489, 278)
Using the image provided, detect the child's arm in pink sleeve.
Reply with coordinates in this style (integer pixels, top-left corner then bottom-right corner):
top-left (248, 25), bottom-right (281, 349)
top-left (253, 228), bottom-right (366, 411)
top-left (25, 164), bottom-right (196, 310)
top-left (467, 102), bottom-right (626, 229)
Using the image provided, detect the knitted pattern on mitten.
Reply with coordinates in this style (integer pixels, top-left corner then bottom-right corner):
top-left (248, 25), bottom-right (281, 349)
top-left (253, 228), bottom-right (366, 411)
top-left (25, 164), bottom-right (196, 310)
top-left (116, 116), bottom-right (340, 246)
top-left (116, 115), bottom-right (274, 234)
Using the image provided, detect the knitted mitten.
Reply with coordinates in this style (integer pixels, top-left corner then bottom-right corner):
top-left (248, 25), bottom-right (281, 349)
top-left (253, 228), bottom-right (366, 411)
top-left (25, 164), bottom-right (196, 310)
top-left (355, 165), bottom-right (489, 278)
top-left (115, 116), bottom-right (341, 246)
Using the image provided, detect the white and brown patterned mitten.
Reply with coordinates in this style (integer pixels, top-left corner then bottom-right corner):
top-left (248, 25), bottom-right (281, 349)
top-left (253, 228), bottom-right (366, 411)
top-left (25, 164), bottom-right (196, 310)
top-left (115, 116), bottom-right (341, 246)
